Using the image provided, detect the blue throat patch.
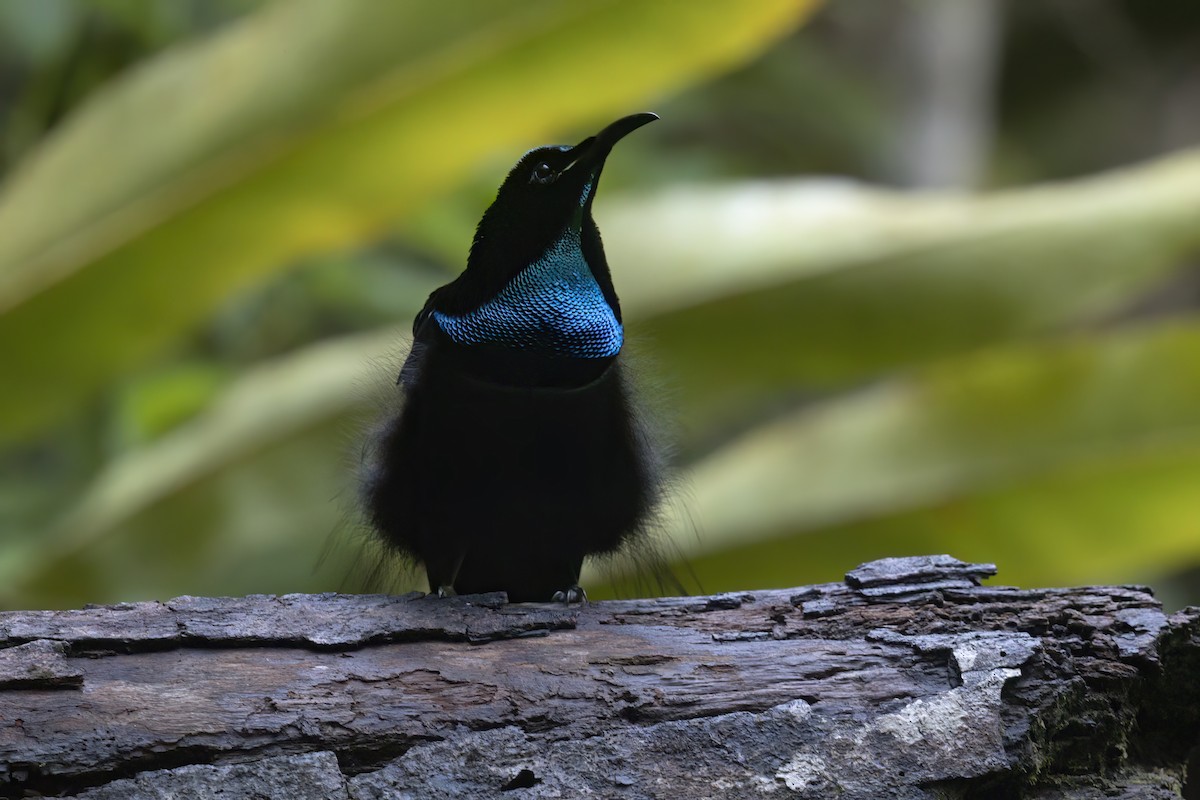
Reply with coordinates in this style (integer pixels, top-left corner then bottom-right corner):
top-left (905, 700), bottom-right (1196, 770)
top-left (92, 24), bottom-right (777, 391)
top-left (433, 229), bottom-right (623, 359)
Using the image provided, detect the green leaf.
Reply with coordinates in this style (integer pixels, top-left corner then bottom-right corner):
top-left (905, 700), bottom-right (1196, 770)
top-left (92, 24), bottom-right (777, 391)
top-left (662, 319), bottom-right (1200, 591)
top-left (0, 326), bottom-right (405, 608)
top-left (606, 150), bottom-right (1200, 427)
top-left (680, 444), bottom-right (1200, 594)
top-left (0, 0), bottom-right (816, 444)
top-left (3, 419), bottom-right (362, 609)
top-left (8, 327), bottom-right (399, 584)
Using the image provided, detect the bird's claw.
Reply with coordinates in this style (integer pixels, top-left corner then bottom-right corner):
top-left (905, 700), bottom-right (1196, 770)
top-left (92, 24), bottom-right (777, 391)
top-left (551, 585), bottom-right (587, 605)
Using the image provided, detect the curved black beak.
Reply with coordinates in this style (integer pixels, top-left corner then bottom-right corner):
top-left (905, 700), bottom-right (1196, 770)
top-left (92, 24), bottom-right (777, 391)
top-left (567, 112), bottom-right (659, 172)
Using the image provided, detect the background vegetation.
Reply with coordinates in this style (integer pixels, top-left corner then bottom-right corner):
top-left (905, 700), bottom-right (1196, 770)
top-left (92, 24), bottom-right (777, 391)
top-left (3, 0), bottom-right (1200, 610)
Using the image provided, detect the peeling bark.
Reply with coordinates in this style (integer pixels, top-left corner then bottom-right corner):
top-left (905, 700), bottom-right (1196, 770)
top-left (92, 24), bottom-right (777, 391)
top-left (0, 556), bottom-right (1196, 799)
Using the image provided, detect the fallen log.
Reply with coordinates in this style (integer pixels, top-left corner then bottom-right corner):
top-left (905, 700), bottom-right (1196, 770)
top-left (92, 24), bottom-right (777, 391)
top-left (0, 555), bottom-right (1196, 799)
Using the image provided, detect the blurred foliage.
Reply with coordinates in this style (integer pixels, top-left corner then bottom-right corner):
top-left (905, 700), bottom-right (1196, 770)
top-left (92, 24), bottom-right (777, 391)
top-left (2, 0), bottom-right (1200, 610)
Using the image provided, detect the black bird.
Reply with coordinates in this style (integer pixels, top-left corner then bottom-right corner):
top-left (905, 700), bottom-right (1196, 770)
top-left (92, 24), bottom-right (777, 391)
top-left (361, 112), bottom-right (664, 602)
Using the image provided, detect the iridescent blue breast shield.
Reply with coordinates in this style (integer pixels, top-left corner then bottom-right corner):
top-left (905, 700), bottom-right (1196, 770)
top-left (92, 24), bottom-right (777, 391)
top-left (433, 229), bottom-right (623, 359)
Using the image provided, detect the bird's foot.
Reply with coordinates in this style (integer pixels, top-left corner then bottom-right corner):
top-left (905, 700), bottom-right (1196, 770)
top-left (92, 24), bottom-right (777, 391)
top-left (551, 585), bottom-right (587, 605)
top-left (436, 585), bottom-right (457, 598)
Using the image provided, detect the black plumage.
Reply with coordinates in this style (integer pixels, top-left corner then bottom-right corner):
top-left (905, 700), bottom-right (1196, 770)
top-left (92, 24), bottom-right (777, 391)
top-left (361, 113), bottom-right (664, 602)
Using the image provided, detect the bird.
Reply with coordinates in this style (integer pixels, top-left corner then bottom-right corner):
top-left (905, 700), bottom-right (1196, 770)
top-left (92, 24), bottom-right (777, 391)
top-left (360, 112), bottom-right (665, 603)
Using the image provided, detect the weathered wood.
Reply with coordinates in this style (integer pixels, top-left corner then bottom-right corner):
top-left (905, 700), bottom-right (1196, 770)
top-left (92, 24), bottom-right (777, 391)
top-left (0, 556), bottom-right (1196, 799)
top-left (0, 640), bottom-right (81, 689)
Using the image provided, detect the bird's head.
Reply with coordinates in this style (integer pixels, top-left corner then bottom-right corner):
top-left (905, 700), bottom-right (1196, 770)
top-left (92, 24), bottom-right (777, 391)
top-left (462, 113), bottom-right (658, 293)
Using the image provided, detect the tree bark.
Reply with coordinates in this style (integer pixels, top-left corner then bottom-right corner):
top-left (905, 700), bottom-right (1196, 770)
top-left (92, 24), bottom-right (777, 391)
top-left (1, 556), bottom-right (1197, 799)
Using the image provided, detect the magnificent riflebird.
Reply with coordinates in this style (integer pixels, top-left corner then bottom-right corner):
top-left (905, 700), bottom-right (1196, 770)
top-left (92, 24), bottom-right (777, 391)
top-left (361, 112), bottom-right (664, 602)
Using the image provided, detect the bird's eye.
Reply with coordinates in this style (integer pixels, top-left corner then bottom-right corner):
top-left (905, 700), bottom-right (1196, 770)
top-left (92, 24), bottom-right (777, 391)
top-left (530, 162), bottom-right (556, 185)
